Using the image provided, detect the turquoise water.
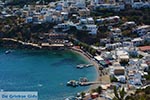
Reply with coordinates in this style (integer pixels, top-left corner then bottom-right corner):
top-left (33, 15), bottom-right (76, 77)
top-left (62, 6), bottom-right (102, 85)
top-left (0, 49), bottom-right (97, 100)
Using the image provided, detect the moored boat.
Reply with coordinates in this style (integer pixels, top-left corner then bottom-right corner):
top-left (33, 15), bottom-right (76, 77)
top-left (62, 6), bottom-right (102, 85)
top-left (76, 64), bottom-right (85, 69)
top-left (5, 50), bottom-right (12, 54)
top-left (79, 77), bottom-right (89, 82)
top-left (67, 80), bottom-right (79, 87)
top-left (85, 64), bottom-right (93, 67)
top-left (76, 64), bottom-right (93, 69)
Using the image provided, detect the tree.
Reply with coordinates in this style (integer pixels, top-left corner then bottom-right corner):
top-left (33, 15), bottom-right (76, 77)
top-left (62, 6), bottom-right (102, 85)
top-left (90, 49), bottom-right (96, 55)
top-left (110, 76), bottom-right (118, 82)
top-left (113, 86), bottom-right (126, 100)
top-left (91, 86), bottom-right (102, 94)
top-left (80, 92), bottom-right (85, 98)
top-left (96, 86), bottom-right (102, 94)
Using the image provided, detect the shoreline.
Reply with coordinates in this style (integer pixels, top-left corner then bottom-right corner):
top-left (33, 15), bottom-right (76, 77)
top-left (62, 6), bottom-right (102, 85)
top-left (0, 38), bottom-right (103, 92)
top-left (70, 48), bottom-right (102, 92)
top-left (0, 38), bottom-right (66, 50)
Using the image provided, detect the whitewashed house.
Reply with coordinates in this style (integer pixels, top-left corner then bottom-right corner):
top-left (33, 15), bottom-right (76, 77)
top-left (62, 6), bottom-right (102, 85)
top-left (106, 43), bottom-right (122, 50)
top-left (132, 38), bottom-right (144, 46)
top-left (26, 17), bottom-right (33, 23)
top-left (61, 12), bottom-right (68, 20)
top-left (132, 2), bottom-right (144, 9)
top-left (76, 17), bottom-right (98, 34)
top-left (132, 2), bottom-right (150, 9)
top-left (87, 17), bottom-right (95, 24)
top-left (121, 21), bottom-right (136, 30)
top-left (116, 49), bottom-right (129, 62)
top-left (85, 25), bottom-right (98, 34)
top-left (44, 14), bottom-right (53, 22)
top-left (133, 25), bottom-right (150, 36)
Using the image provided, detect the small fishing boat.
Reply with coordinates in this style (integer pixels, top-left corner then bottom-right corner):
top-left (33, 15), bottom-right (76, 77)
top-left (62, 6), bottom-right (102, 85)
top-left (79, 77), bottom-right (89, 82)
top-left (67, 80), bottom-right (79, 87)
top-left (85, 64), bottom-right (93, 67)
top-left (5, 50), bottom-right (12, 54)
top-left (76, 64), bottom-right (85, 69)
top-left (76, 64), bottom-right (93, 69)
top-left (65, 96), bottom-right (79, 100)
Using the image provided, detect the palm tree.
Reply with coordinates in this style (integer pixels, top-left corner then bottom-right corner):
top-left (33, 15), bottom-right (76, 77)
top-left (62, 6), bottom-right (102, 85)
top-left (113, 86), bottom-right (126, 100)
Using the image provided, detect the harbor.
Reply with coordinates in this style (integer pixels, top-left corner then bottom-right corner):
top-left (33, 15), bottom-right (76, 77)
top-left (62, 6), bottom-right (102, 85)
top-left (0, 49), bottom-right (97, 100)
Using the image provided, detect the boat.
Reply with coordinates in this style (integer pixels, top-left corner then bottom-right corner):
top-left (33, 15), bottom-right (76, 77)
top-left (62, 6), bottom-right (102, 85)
top-left (76, 64), bottom-right (93, 69)
top-left (76, 64), bottom-right (85, 69)
top-left (79, 77), bottom-right (92, 86)
top-left (67, 80), bottom-right (79, 87)
top-left (5, 50), bottom-right (12, 54)
top-left (85, 64), bottom-right (93, 67)
top-left (79, 77), bottom-right (89, 82)
top-left (65, 96), bottom-right (79, 100)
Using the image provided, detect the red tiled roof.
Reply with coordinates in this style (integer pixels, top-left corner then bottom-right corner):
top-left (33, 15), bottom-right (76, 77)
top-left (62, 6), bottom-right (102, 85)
top-left (139, 46), bottom-right (150, 51)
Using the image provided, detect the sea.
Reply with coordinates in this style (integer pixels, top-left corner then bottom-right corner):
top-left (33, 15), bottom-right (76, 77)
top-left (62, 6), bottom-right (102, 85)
top-left (0, 49), bottom-right (97, 100)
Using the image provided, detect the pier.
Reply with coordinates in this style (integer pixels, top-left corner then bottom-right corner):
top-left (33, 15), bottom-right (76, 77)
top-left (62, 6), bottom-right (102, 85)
top-left (67, 80), bottom-right (101, 87)
top-left (79, 81), bottom-right (100, 86)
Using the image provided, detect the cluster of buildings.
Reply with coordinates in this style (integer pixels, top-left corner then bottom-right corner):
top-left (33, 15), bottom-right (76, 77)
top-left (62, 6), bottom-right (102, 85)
top-left (99, 23), bottom-right (150, 49)
top-left (90, 20), bottom-right (150, 99)
top-left (0, 0), bottom-right (150, 100)
top-left (98, 23), bottom-right (150, 89)
top-left (92, 44), bottom-right (150, 99)
top-left (0, 0), bottom-right (149, 35)
top-left (92, 0), bottom-right (150, 10)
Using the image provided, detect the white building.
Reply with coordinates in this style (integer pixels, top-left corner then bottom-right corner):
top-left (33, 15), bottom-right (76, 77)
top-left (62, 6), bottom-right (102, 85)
top-left (116, 49), bottom-right (129, 62)
top-left (132, 2), bottom-right (150, 9)
top-left (96, 16), bottom-right (120, 26)
top-left (76, 17), bottom-right (98, 34)
top-left (87, 17), bottom-right (95, 24)
top-left (44, 14), bottom-right (53, 22)
top-left (85, 25), bottom-right (98, 34)
top-left (106, 43), bottom-right (122, 50)
top-left (121, 21), bottom-right (136, 30)
top-left (132, 38), bottom-right (144, 46)
top-left (94, 55), bottom-right (104, 62)
top-left (133, 25), bottom-right (150, 36)
top-left (91, 0), bottom-right (104, 5)
top-left (26, 17), bottom-right (33, 23)
top-left (61, 12), bottom-right (68, 20)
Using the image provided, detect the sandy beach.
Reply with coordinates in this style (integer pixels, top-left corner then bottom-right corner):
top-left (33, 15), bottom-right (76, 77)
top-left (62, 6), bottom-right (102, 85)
top-left (70, 47), bottom-right (110, 92)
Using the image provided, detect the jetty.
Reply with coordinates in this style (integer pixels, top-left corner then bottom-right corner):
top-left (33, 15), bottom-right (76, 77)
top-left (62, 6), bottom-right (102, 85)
top-left (67, 77), bottom-right (100, 87)
top-left (79, 81), bottom-right (100, 86)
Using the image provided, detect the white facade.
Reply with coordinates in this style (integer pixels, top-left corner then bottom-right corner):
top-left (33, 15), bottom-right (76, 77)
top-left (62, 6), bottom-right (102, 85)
top-left (106, 43), bottom-right (122, 50)
top-left (44, 14), bottom-right (53, 22)
top-left (132, 38), bottom-right (144, 46)
top-left (85, 25), bottom-right (98, 34)
top-left (87, 17), bottom-right (95, 24)
top-left (26, 17), bottom-right (33, 23)
top-left (61, 12), bottom-right (68, 20)
top-left (76, 24), bottom-right (98, 34)
top-left (132, 2), bottom-right (150, 9)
